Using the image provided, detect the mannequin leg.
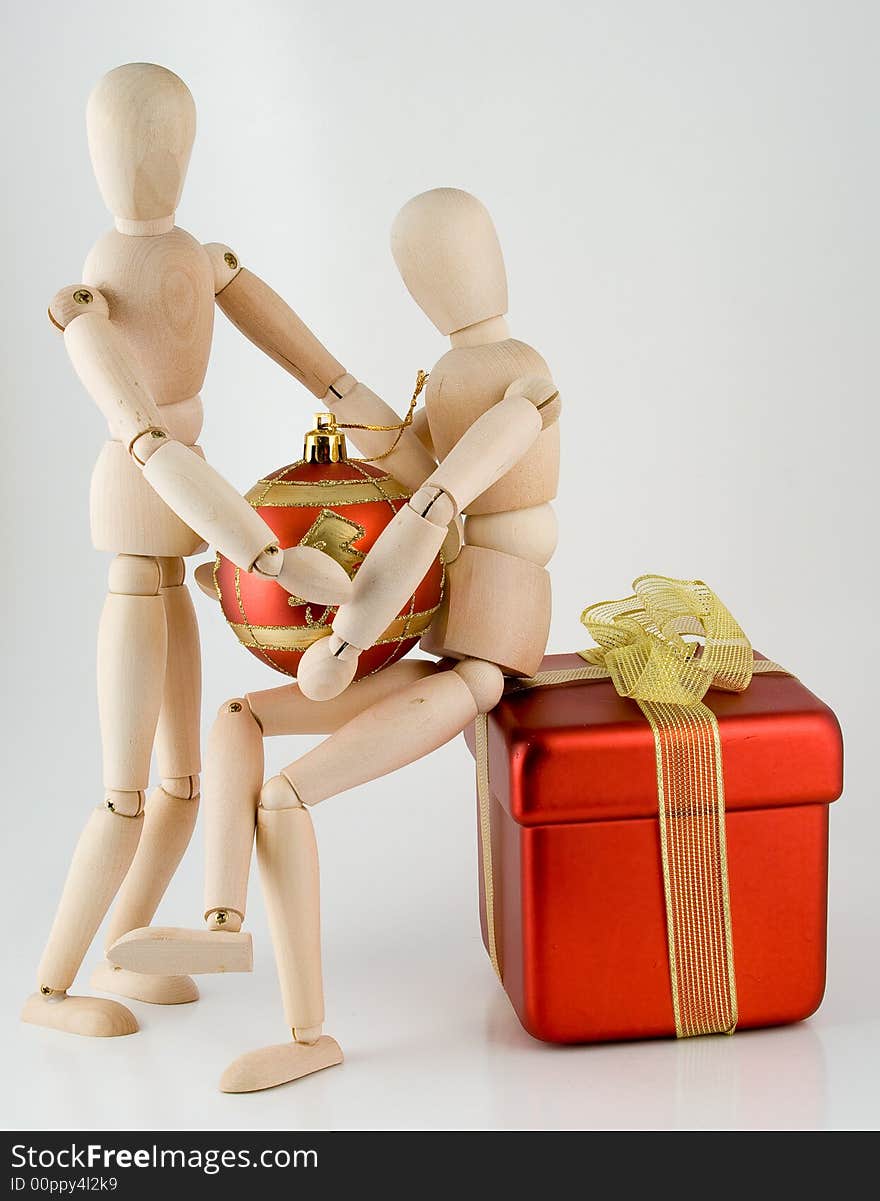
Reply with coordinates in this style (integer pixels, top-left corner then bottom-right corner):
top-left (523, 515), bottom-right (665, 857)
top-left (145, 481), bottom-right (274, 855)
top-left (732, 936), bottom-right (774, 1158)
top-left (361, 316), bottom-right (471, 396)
top-left (219, 658), bottom-right (503, 1093)
top-left (22, 554), bottom-right (167, 1037)
top-left (219, 802), bottom-right (342, 1093)
top-left (93, 558), bottom-right (201, 1005)
top-left (109, 658), bottom-right (440, 979)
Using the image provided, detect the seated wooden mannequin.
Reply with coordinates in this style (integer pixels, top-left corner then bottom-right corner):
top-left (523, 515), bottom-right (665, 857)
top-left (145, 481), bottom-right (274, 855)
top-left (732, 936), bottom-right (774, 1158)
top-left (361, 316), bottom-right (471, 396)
top-left (112, 188), bottom-right (561, 1092)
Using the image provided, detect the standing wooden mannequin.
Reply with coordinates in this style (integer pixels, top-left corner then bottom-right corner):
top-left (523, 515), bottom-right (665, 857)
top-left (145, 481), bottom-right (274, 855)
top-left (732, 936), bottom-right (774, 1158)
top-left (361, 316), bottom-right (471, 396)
top-left (22, 62), bottom-right (436, 1039)
top-left (112, 188), bottom-right (560, 1090)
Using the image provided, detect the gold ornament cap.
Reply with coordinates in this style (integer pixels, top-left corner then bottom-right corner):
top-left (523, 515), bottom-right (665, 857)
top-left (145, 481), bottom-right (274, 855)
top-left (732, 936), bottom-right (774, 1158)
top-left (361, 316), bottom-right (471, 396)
top-left (303, 412), bottom-right (348, 464)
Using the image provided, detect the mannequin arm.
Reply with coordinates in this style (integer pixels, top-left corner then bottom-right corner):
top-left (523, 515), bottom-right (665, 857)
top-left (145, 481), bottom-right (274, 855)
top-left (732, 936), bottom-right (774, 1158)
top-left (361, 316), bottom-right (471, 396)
top-left (297, 377), bottom-right (559, 699)
top-left (205, 244), bottom-right (437, 492)
top-left (51, 285), bottom-right (351, 606)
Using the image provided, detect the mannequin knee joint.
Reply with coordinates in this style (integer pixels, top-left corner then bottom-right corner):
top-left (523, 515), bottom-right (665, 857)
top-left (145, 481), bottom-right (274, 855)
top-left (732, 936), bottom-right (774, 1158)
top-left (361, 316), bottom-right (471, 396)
top-left (205, 908), bottom-right (242, 932)
top-left (454, 660), bottom-right (504, 713)
top-left (104, 789), bottom-right (144, 818)
top-left (161, 775), bottom-right (200, 800)
top-left (217, 696), bottom-right (262, 730)
top-left (108, 554), bottom-right (161, 596)
top-left (260, 773), bottom-right (304, 811)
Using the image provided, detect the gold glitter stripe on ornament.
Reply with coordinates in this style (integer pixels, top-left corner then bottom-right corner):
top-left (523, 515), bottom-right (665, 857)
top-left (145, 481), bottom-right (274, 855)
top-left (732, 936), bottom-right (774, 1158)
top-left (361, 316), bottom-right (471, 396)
top-left (475, 575), bottom-right (791, 1037)
top-left (347, 458), bottom-right (402, 518)
top-left (228, 605), bottom-right (439, 653)
top-left (245, 476), bottom-right (411, 508)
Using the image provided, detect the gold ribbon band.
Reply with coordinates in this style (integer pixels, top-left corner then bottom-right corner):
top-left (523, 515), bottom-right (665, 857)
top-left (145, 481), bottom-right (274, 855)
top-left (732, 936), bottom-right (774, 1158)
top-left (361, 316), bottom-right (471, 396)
top-left (641, 696), bottom-right (736, 1036)
top-left (475, 574), bottom-right (789, 1039)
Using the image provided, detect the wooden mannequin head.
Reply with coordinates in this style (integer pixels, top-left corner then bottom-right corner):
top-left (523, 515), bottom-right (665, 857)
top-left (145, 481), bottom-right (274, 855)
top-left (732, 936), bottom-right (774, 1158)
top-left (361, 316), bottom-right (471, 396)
top-left (87, 63), bottom-right (196, 224)
top-left (391, 189), bottom-right (508, 336)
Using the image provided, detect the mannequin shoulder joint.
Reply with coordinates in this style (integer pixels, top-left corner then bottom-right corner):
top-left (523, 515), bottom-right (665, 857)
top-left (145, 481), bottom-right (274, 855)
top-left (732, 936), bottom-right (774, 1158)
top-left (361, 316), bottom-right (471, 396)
top-left (203, 243), bottom-right (243, 295)
top-left (48, 285), bottom-right (110, 331)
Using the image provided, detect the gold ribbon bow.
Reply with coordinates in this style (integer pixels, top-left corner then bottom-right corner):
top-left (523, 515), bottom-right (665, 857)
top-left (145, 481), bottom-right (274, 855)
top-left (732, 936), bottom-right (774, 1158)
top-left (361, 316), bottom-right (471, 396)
top-left (475, 574), bottom-right (787, 1039)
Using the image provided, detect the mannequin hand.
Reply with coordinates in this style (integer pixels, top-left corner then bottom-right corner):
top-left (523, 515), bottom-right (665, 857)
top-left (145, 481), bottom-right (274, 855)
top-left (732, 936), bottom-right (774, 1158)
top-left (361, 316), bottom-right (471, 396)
top-left (255, 545), bottom-right (353, 607)
top-left (297, 633), bottom-right (360, 700)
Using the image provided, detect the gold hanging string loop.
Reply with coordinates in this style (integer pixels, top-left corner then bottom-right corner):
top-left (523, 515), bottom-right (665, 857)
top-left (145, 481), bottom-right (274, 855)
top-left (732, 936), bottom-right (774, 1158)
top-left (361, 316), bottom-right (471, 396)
top-left (334, 370), bottom-right (428, 464)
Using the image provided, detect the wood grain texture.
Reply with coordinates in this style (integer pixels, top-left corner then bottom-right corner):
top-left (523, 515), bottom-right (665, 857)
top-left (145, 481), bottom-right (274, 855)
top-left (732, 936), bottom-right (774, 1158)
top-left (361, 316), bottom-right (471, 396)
top-left (203, 241), bottom-right (242, 293)
top-left (87, 63), bottom-right (195, 223)
top-left (90, 439), bottom-right (207, 557)
top-left (82, 227), bottom-right (215, 406)
top-left (219, 1036), bottom-right (343, 1094)
top-left (216, 268), bottom-right (344, 397)
top-left (424, 340), bottom-right (560, 514)
top-left (450, 314), bottom-right (510, 347)
top-left (109, 927), bottom-right (253, 975)
top-left (257, 806), bottom-right (325, 1030)
top-left (411, 405), bottom-right (435, 457)
top-left (64, 309), bottom-right (167, 443)
top-left (203, 699), bottom-right (264, 919)
top-left (97, 570), bottom-right (167, 791)
top-left (420, 544), bottom-right (551, 676)
top-left (90, 961), bottom-right (198, 1005)
top-left (141, 439), bottom-right (277, 571)
top-left (104, 787), bottom-right (199, 949)
top-left (284, 669), bottom-right (479, 806)
top-left (391, 188), bottom-right (508, 334)
top-left (247, 658), bottom-right (439, 736)
top-left (154, 577), bottom-right (202, 779)
top-left (453, 659), bottom-right (505, 713)
top-left (292, 636), bottom-right (359, 703)
top-left (21, 992), bottom-right (138, 1038)
top-left (425, 392), bottom-right (542, 515)
top-left (36, 807), bottom-right (144, 991)
top-left (154, 394), bottom-right (204, 444)
top-left (49, 285), bottom-right (110, 329)
top-left (464, 502), bottom-right (558, 566)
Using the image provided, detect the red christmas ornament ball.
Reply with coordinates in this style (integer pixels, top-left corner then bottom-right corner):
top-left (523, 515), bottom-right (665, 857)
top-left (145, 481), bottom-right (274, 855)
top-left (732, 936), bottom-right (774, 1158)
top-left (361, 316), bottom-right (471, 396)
top-left (214, 423), bottom-right (444, 681)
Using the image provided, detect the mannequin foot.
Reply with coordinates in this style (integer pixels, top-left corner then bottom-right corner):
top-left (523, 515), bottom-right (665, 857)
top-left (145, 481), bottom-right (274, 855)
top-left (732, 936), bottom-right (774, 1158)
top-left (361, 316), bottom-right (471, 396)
top-left (109, 926), bottom-right (253, 976)
top-left (219, 1036), bottom-right (343, 1093)
top-left (91, 960), bottom-right (199, 1004)
top-left (21, 991), bottom-right (138, 1038)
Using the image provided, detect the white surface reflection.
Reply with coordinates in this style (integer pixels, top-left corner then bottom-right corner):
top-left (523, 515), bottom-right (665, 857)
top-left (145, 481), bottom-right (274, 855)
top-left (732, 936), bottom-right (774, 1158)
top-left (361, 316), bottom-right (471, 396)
top-left (482, 992), bottom-right (829, 1129)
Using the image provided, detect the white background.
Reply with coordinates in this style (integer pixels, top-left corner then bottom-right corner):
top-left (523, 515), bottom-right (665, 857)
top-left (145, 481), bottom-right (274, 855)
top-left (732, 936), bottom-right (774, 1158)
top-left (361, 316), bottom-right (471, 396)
top-left (2, 0), bottom-right (878, 1131)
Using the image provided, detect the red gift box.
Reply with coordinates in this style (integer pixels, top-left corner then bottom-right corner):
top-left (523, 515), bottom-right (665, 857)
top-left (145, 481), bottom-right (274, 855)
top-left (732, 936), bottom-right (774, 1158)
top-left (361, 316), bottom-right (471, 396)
top-left (464, 652), bottom-right (843, 1043)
